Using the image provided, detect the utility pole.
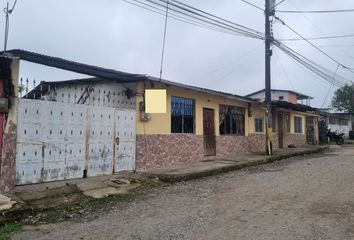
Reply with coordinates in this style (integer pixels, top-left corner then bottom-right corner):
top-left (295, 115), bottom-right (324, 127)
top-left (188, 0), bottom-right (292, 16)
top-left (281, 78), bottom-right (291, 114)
top-left (265, 0), bottom-right (274, 155)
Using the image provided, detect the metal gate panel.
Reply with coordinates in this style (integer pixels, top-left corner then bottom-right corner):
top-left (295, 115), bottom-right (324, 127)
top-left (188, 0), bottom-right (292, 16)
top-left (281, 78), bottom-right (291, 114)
top-left (116, 142), bottom-right (136, 171)
top-left (65, 143), bottom-right (85, 179)
top-left (16, 99), bottom-right (136, 185)
top-left (16, 143), bottom-right (43, 185)
top-left (87, 106), bottom-right (114, 177)
top-left (114, 109), bottom-right (136, 172)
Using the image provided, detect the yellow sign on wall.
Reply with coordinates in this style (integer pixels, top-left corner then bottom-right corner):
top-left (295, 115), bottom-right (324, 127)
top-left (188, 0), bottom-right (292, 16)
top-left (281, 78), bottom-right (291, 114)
top-left (145, 89), bottom-right (167, 113)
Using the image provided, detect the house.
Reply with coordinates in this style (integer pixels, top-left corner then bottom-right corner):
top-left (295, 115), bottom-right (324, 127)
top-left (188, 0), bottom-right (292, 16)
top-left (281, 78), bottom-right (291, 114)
top-left (0, 49), bottom-right (318, 191)
top-left (246, 89), bottom-right (313, 106)
top-left (318, 111), bottom-right (353, 139)
top-left (246, 89), bottom-right (319, 147)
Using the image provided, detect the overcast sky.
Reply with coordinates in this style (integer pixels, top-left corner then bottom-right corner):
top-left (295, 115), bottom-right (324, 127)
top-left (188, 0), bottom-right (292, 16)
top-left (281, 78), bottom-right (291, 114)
top-left (1, 0), bottom-right (354, 107)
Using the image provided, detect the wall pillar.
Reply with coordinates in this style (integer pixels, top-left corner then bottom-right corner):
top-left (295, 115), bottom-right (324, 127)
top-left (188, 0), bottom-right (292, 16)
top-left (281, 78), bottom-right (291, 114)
top-left (0, 57), bottom-right (19, 192)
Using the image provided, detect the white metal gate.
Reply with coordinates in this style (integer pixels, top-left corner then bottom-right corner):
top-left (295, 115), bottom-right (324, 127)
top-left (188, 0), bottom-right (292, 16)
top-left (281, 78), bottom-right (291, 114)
top-left (16, 99), bottom-right (136, 185)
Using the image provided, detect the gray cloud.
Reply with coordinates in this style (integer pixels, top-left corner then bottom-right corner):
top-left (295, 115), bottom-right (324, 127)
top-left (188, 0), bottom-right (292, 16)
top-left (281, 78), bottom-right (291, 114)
top-left (2, 0), bottom-right (354, 107)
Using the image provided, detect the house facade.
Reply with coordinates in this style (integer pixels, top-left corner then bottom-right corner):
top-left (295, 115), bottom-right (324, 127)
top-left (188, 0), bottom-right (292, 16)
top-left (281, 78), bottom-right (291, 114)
top-left (0, 50), bottom-right (317, 191)
top-left (319, 112), bottom-right (353, 139)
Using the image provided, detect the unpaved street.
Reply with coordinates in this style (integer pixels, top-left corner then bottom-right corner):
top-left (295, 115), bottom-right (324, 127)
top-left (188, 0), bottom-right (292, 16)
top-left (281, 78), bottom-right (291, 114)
top-left (14, 145), bottom-right (354, 240)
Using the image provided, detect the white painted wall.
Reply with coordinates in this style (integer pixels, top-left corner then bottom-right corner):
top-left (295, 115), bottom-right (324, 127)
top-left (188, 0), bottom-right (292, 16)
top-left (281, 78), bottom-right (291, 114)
top-left (248, 91), bottom-right (290, 102)
top-left (328, 120), bottom-right (352, 139)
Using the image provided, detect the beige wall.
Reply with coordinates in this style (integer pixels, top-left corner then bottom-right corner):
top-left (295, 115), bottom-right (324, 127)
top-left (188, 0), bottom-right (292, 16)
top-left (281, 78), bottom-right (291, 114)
top-left (248, 106), bottom-right (266, 134)
top-left (136, 83), bottom-right (262, 137)
top-left (290, 111), bottom-right (306, 134)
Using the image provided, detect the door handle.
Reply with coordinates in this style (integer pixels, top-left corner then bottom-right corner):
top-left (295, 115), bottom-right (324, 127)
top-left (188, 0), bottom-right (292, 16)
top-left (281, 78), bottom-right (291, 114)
top-left (115, 137), bottom-right (120, 145)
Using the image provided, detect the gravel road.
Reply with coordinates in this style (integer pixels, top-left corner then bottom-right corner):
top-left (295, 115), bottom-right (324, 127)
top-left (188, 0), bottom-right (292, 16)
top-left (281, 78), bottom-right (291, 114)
top-left (13, 145), bottom-right (354, 240)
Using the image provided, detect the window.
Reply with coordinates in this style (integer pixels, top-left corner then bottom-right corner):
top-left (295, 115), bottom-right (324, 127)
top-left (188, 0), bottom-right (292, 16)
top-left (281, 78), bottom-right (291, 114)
top-left (294, 116), bottom-right (303, 133)
top-left (255, 118), bottom-right (264, 133)
top-left (329, 116), bottom-right (336, 125)
top-left (171, 96), bottom-right (195, 133)
top-left (219, 105), bottom-right (245, 135)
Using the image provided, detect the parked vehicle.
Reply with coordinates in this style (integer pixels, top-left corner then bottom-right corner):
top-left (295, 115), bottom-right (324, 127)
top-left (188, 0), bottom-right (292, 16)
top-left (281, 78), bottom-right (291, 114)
top-left (326, 129), bottom-right (345, 145)
top-left (349, 130), bottom-right (354, 140)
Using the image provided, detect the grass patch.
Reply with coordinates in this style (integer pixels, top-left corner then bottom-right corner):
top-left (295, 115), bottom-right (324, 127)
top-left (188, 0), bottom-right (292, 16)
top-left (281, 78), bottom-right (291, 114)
top-left (0, 223), bottom-right (21, 240)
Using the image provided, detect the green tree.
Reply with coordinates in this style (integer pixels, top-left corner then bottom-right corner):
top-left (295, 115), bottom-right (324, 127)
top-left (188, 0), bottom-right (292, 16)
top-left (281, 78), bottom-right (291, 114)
top-left (331, 84), bottom-right (354, 114)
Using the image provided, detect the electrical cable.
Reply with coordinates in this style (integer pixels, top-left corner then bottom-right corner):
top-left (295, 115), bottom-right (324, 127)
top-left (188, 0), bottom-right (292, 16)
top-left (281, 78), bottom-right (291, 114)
top-left (321, 64), bottom-right (340, 108)
top-left (277, 9), bottom-right (354, 14)
top-left (277, 33), bottom-right (354, 41)
top-left (240, 0), bottom-right (264, 11)
top-left (122, 0), bottom-right (246, 37)
top-left (170, 0), bottom-right (264, 36)
top-left (189, 43), bottom-right (263, 86)
top-left (131, 0), bottom-right (264, 39)
top-left (273, 40), bottom-right (349, 88)
top-left (159, 0), bottom-right (169, 80)
top-left (273, 49), bottom-right (296, 91)
top-left (274, 16), bottom-right (354, 74)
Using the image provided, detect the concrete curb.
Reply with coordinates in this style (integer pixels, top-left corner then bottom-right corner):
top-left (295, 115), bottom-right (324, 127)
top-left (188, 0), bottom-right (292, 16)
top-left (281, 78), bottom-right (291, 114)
top-left (153, 146), bottom-right (330, 183)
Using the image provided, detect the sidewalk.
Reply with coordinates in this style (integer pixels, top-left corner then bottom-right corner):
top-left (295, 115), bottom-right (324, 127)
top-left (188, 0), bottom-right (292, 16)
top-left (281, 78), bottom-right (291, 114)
top-left (0, 145), bottom-right (329, 225)
top-left (145, 145), bottom-right (329, 182)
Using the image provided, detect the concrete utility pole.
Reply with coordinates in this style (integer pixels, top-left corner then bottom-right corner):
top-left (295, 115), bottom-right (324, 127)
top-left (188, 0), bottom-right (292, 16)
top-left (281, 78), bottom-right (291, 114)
top-left (265, 0), bottom-right (274, 155)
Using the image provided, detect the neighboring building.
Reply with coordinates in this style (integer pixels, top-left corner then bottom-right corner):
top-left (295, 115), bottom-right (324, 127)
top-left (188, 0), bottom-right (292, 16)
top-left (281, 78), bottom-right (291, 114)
top-left (246, 89), bottom-right (319, 146)
top-left (0, 49), bottom-right (318, 191)
top-left (246, 89), bottom-right (313, 105)
top-left (319, 111), bottom-right (353, 139)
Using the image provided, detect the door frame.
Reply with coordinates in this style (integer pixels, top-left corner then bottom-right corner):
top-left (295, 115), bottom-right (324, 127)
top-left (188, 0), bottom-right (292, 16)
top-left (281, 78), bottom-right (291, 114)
top-left (203, 108), bottom-right (216, 156)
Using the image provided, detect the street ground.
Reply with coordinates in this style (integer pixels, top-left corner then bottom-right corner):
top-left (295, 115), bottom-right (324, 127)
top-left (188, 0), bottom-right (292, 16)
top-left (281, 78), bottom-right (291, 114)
top-left (12, 144), bottom-right (354, 240)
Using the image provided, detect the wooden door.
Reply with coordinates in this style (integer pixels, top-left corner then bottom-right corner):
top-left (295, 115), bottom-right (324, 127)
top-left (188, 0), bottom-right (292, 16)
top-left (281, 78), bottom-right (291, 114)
top-left (277, 112), bottom-right (284, 148)
top-left (306, 116), bottom-right (315, 144)
top-left (203, 108), bottom-right (216, 156)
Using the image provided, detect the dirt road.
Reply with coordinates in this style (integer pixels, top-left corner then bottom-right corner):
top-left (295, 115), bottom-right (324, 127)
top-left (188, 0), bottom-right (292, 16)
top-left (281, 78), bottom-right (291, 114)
top-left (13, 145), bottom-right (354, 240)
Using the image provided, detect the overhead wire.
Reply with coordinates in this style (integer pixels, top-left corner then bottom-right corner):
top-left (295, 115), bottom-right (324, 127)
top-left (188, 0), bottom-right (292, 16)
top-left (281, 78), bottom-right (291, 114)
top-left (273, 40), bottom-right (348, 88)
top-left (321, 64), bottom-right (340, 108)
top-left (159, 0), bottom-right (170, 79)
top-left (240, 0), bottom-right (264, 11)
top-left (277, 9), bottom-right (354, 14)
top-left (189, 43), bottom-right (263, 86)
top-left (122, 0), bottom-right (248, 37)
top-left (274, 16), bottom-right (354, 74)
top-left (273, 49), bottom-right (295, 90)
top-left (128, 0), bottom-right (264, 39)
top-left (277, 33), bottom-right (354, 41)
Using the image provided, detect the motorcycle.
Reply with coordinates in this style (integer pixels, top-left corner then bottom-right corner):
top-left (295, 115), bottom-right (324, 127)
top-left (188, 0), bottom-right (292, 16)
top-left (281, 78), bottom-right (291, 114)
top-left (326, 129), bottom-right (345, 145)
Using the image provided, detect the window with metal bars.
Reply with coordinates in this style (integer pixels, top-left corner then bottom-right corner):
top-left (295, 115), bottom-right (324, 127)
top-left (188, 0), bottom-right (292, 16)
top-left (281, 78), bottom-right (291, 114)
top-left (219, 105), bottom-right (245, 135)
top-left (294, 116), bottom-right (303, 133)
top-left (255, 117), bottom-right (264, 133)
top-left (171, 96), bottom-right (195, 133)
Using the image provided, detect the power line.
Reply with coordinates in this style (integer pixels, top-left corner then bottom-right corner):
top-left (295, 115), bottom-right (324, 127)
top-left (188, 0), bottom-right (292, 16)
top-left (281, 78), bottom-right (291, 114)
top-left (276, 0), bottom-right (287, 7)
top-left (168, 0), bottom-right (264, 38)
top-left (274, 16), bottom-right (354, 73)
top-left (321, 65), bottom-right (340, 108)
top-left (240, 0), bottom-right (263, 11)
top-left (122, 0), bottom-right (247, 37)
top-left (277, 33), bottom-right (354, 41)
top-left (273, 40), bottom-right (350, 88)
top-left (159, 0), bottom-right (169, 80)
top-left (277, 9), bottom-right (354, 14)
top-left (3, 0), bottom-right (18, 53)
top-left (123, 0), bottom-right (263, 39)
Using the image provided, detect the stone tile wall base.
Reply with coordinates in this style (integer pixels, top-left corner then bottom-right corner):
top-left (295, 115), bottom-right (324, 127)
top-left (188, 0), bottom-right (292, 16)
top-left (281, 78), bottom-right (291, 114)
top-left (136, 133), bottom-right (281, 171)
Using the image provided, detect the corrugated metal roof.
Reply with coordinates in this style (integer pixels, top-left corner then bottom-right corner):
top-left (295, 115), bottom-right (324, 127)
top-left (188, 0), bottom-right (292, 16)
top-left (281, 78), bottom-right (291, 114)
top-left (4, 49), bottom-right (148, 81)
top-left (6, 49), bottom-right (256, 103)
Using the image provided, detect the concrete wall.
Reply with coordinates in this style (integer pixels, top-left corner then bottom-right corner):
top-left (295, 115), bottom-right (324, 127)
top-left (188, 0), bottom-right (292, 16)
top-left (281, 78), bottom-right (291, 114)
top-left (0, 57), bottom-right (19, 192)
top-left (328, 123), bottom-right (352, 139)
top-left (136, 83), bottom-right (254, 136)
top-left (248, 91), bottom-right (293, 103)
top-left (40, 82), bottom-right (136, 109)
